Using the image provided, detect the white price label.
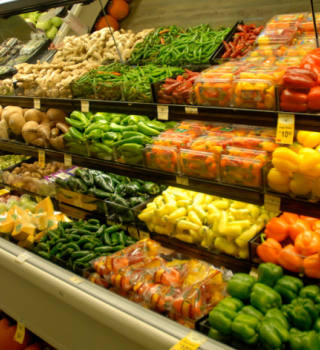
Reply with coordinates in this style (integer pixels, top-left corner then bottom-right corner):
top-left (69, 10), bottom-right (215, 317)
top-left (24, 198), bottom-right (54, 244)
top-left (34, 98), bottom-right (41, 109)
top-left (176, 176), bottom-right (189, 186)
top-left (81, 100), bottom-right (90, 113)
top-left (140, 231), bottom-right (150, 240)
top-left (64, 154), bottom-right (72, 167)
top-left (16, 252), bottom-right (31, 264)
top-left (264, 194), bottom-right (281, 213)
top-left (157, 105), bottom-right (169, 120)
top-left (185, 107), bottom-right (198, 115)
top-left (170, 332), bottom-right (207, 350)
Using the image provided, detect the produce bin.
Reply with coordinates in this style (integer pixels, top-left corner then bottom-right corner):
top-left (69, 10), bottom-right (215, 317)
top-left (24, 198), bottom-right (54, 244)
top-left (88, 141), bottom-right (115, 161)
top-left (256, 27), bottom-right (297, 46)
top-left (247, 44), bottom-right (288, 57)
top-left (274, 56), bottom-right (303, 67)
top-left (231, 136), bottom-right (278, 156)
top-left (239, 66), bottom-right (286, 85)
top-left (265, 13), bottom-right (307, 29)
top-left (50, 255), bottom-right (93, 278)
top-left (301, 12), bottom-right (320, 32)
top-left (179, 149), bottom-right (220, 181)
top-left (151, 136), bottom-right (191, 150)
top-left (122, 81), bottom-right (153, 103)
top-left (143, 145), bottom-right (180, 174)
top-left (114, 144), bottom-right (144, 167)
top-left (64, 139), bottom-right (90, 157)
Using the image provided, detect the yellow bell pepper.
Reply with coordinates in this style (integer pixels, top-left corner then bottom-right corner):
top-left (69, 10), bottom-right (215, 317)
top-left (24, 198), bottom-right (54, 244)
top-left (267, 168), bottom-right (292, 193)
top-left (297, 131), bottom-right (320, 148)
top-left (299, 148), bottom-right (317, 157)
top-left (289, 142), bottom-right (304, 154)
top-left (272, 147), bottom-right (300, 172)
top-left (188, 211), bottom-right (202, 226)
top-left (290, 173), bottom-right (313, 196)
top-left (299, 153), bottom-right (320, 177)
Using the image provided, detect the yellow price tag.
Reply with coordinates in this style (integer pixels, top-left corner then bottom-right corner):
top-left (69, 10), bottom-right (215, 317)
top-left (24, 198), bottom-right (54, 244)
top-left (264, 194), bottom-right (281, 213)
top-left (128, 227), bottom-right (139, 240)
top-left (170, 332), bottom-right (207, 350)
top-left (0, 188), bottom-right (9, 196)
top-left (81, 100), bottom-right (90, 113)
top-left (14, 321), bottom-right (25, 344)
top-left (64, 154), bottom-right (72, 167)
top-left (185, 107), bottom-right (198, 115)
top-left (176, 176), bottom-right (189, 186)
top-left (276, 114), bottom-right (294, 144)
top-left (140, 231), bottom-right (150, 240)
top-left (34, 98), bottom-right (41, 109)
top-left (38, 150), bottom-right (45, 168)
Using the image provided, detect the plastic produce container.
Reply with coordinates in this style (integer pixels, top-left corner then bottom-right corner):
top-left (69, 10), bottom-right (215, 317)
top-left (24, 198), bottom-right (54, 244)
top-left (257, 27), bottom-right (297, 45)
top-left (179, 120), bottom-right (217, 134)
top-left (274, 56), bottom-right (303, 67)
top-left (284, 44), bottom-right (315, 57)
top-left (143, 145), bottom-right (180, 174)
top-left (231, 79), bottom-right (276, 110)
top-left (301, 13), bottom-right (320, 32)
top-left (179, 149), bottom-right (219, 180)
top-left (161, 127), bottom-right (201, 140)
top-left (152, 136), bottom-right (190, 149)
top-left (232, 136), bottom-right (278, 155)
top-left (194, 77), bottom-right (232, 107)
top-left (248, 45), bottom-right (288, 57)
top-left (239, 66), bottom-right (285, 85)
top-left (265, 13), bottom-right (307, 29)
top-left (206, 124), bottom-right (256, 138)
top-left (189, 136), bottom-right (232, 156)
top-left (240, 56), bottom-right (277, 67)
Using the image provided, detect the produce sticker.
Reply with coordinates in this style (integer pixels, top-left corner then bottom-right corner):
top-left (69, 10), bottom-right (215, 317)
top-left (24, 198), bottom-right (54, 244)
top-left (170, 332), bottom-right (207, 350)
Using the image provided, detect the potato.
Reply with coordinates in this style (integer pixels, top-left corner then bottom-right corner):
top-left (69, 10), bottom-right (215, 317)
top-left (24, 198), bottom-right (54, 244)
top-left (24, 109), bottom-right (43, 123)
top-left (2, 106), bottom-right (23, 123)
top-left (9, 113), bottom-right (26, 135)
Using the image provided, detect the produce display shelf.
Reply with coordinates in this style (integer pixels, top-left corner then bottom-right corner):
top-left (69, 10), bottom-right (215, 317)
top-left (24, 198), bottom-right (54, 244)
top-left (0, 0), bottom-right (95, 18)
top-left (0, 237), bottom-right (233, 350)
top-left (1, 96), bottom-right (320, 132)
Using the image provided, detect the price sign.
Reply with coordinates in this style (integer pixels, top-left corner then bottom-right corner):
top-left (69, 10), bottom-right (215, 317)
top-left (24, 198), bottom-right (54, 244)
top-left (176, 176), bottom-right (189, 186)
top-left (140, 231), bottom-right (150, 240)
top-left (170, 332), bottom-right (207, 350)
top-left (264, 194), bottom-right (281, 213)
top-left (276, 114), bottom-right (294, 144)
top-left (34, 98), bottom-right (41, 109)
top-left (185, 107), bottom-right (198, 115)
top-left (38, 150), bottom-right (45, 168)
top-left (64, 154), bottom-right (72, 167)
top-left (157, 105), bottom-right (169, 120)
top-left (0, 188), bottom-right (9, 196)
top-left (14, 321), bottom-right (25, 344)
top-left (81, 100), bottom-right (90, 113)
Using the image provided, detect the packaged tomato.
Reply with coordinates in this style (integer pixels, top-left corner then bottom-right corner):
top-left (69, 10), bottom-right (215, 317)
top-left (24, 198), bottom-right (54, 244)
top-left (189, 136), bottom-right (231, 154)
top-left (240, 66), bottom-right (285, 85)
top-left (179, 149), bottom-right (219, 180)
top-left (232, 136), bottom-right (278, 153)
top-left (194, 77), bottom-right (233, 106)
top-left (231, 79), bottom-right (276, 110)
top-left (266, 13), bottom-right (306, 29)
top-left (143, 145), bottom-right (179, 173)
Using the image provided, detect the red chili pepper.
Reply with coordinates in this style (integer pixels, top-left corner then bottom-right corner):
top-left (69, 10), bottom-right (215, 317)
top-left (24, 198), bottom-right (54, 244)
top-left (241, 46), bottom-right (252, 56)
top-left (165, 78), bottom-right (177, 84)
top-left (237, 24), bottom-right (247, 33)
top-left (229, 42), bottom-right (235, 51)
top-left (281, 89), bottom-right (309, 104)
top-left (253, 28), bottom-right (262, 35)
top-left (244, 33), bottom-right (251, 41)
top-left (222, 41), bottom-right (230, 50)
top-left (283, 74), bottom-right (317, 89)
top-left (233, 35), bottom-right (239, 46)
top-left (231, 46), bottom-right (244, 58)
top-left (248, 24), bottom-right (256, 29)
top-left (222, 49), bottom-right (232, 58)
top-left (308, 52), bottom-right (320, 66)
top-left (164, 82), bottom-right (182, 94)
top-left (158, 91), bottom-right (173, 100)
top-left (286, 67), bottom-right (318, 82)
top-left (176, 75), bottom-right (184, 82)
top-left (281, 102), bottom-right (308, 112)
top-left (161, 37), bottom-right (165, 45)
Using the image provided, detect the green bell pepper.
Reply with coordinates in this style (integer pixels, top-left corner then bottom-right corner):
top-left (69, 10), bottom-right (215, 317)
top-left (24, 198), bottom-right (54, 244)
top-left (207, 329), bottom-right (230, 344)
top-left (282, 297), bottom-right (318, 331)
top-left (219, 298), bottom-right (244, 312)
top-left (259, 309), bottom-right (290, 350)
top-left (67, 177), bottom-right (87, 194)
top-left (125, 181), bottom-right (142, 196)
top-left (239, 305), bottom-right (264, 321)
top-left (300, 286), bottom-right (320, 301)
top-left (94, 174), bottom-right (114, 193)
top-left (208, 304), bottom-right (238, 335)
top-left (250, 283), bottom-right (282, 314)
top-left (227, 273), bottom-right (256, 300)
top-left (231, 314), bottom-right (260, 344)
top-left (274, 276), bottom-right (304, 304)
top-left (84, 120), bottom-right (110, 135)
top-left (290, 328), bottom-right (320, 350)
top-left (79, 169), bottom-right (94, 187)
top-left (141, 182), bottom-right (161, 195)
top-left (313, 318), bottom-right (320, 333)
top-left (258, 263), bottom-right (283, 288)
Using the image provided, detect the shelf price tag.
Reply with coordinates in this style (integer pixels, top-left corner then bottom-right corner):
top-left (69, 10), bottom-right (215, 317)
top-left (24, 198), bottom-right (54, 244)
top-left (14, 321), bottom-right (25, 344)
top-left (81, 100), bottom-right (90, 113)
top-left (157, 105), bottom-right (169, 120)
top-left (140, 231), bottom-right (150, 240)
top-left (0, 188), bottom-right (10, 196)
top-left (176, 176), bottom-right (189, 186)
top-left (70, 275), bottom-right (83, 284)
top-left (15, 252), bottom-right (31, 264)
top-left (128, 227), bottom-right (139, 240)
top-left (38, 150), bottom-right (45, 168)
top-left (170, 332), bottom-right (207, 350)
top-left (185, 107), bottom-right (198, 115)
top-left (264, 194), bottom-right (281, 213)
top-left (276, 114), bottom-right (294, 144)
top-left (64, 154), bottom-right (72, 167)
top-left (33, 98), bottom-right (41, 109)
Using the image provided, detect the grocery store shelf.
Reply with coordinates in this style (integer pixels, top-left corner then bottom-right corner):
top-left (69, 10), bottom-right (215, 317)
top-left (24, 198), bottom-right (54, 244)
top-left (0, 0), bottom-right (94, 18)
top-left (0, 238), bottom-right (233, 350)
top-left (1, 96), bottom-right (320, 131)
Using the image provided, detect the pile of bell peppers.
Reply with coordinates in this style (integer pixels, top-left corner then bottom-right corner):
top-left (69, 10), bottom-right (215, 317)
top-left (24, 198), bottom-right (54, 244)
top-left (281, 50), bottom-right (320, 113)
top-left (55, 166), bottom-right (165, 223)
top-left (257, 212), bottom-right (320, 278)
top-left (157, 69), bottom-right (201, 105)
top-left (208, 262), bottom-right (320, 350)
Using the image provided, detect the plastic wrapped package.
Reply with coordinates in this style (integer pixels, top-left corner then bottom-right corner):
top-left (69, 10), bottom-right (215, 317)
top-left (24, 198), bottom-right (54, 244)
top-left (189, 136), bottom-right (232, 155)
top-left (179, 120), bottom-right (218, 134)
top-left (239, 66), bottom-right (285, 85)
top-left (152, 136), bottom-right (190, 149)
top-left (265, 13), bottom-right (307, 29)
top-left (295, 33), bottom-right (318, 45)
top-left (231, 79), bottom-right (276, 110)
top-left (284, 44), bottom-right (315, 57)
top-left (300, 13), bottom-right (320, 32)
top-left (200, 63), bottom-right (251, 79)
top-left (88, 272), bottom-right (109, 288)
top-left (179, 149), bottom-right (219, 180)
top-left (194, 77), bottom-right (233, 107)
top-left (143, 145), bottom-right (179, 173)
top-left (257, 27), bottom-right (297, 45)
top-left (206, 124), bottom-right (256, 138)
top-left (240, 56), bottom-right (277, 67)
top-left (249, 45), bottom-right (288, 57)
top-left (247, 127), bottom-right (276, 138)
top-left (232, 136), bottom-right (278, 154)
top-left (160, 127), bottom-right (200, 140)
top-left (275, 56), bottom-right (303, 67)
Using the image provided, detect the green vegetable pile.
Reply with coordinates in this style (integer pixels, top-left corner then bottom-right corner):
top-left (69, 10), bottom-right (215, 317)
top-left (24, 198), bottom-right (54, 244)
top-left (71, 63), bottom-right (184, 103)
top-left (34, 219), bottom-right (137, 269)
top-left (130, 24), bottom-right (231, 66)
top-left (208, 262), bottom-right (320, 350)
top-left (55, 167), bottom-right (165, 222)
top-left (0, 154), bottom-right (30, 170)
top-left (64, 110), bottom-right (177, 164)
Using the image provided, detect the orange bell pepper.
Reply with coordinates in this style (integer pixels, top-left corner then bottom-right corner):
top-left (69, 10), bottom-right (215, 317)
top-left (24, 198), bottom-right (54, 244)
top-left (278, 244), bottom-right (303, 273)
top-left (265, 217), bottom-right (290, 241)
top-left (303, 254), bottom-right (320, 279)
top-left (289, 219), bottom-right (311, 241)
top-left (295, 231), bottom-right (320, 256)
top-left (312, 220), bottom-right (320, 233)
top-left (257, 235), bottom-right (282, 264)
top-left (300, 216), bottom-right (319, 228)
top-left (280, 212), bottom-right (299, 225)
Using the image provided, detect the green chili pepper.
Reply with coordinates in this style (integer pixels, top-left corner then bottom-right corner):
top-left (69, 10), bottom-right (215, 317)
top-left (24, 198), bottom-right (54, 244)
top-left (67, 177), bottom-right (87, 194)
top-left (87, 188), bottom-right (112, 199)
top-left (103, 232), bottom-right (112, 245)
top-left (110, 123), bottom-right (126, 133)
top-left (69, 127), bottom-right (85, 141)
top-left (80, 169), bottom-right (94, 187)
top-left (95, 224), bottom-right (106, 237)
top-left (65, 117), bottom-right (86, 131)
top-left (102, 132), bottom-right (119, 141)
top-left (38, 251), bottom-right (50, 259)
top-left (61, 248), bottom-right (74, 259)
top-left (137, 122), bottom-right (161, 136)
top-left (85, 120), bottom-right (110, 135)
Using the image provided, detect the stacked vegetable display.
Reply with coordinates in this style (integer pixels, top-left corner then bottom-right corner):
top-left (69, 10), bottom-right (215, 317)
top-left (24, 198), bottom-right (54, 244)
top-left (208, 263), bottom-right (320, 349)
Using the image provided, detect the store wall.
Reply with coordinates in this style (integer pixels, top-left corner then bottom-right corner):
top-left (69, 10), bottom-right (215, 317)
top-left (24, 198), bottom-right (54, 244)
top-left (121, 0), bottom-right (320, 32)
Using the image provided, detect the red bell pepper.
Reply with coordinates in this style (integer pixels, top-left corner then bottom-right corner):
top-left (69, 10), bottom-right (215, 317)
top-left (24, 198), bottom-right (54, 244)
top-left (283, 74), bottom-right (317, 89)
top-left (281, 89), bottom-right (309, 104)
top-left (281, 102), bottom-right (308, 112)
top-left (307, 86), bottom-right (320, 111)
top-left (285, 67), bottom-right (318, 82)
